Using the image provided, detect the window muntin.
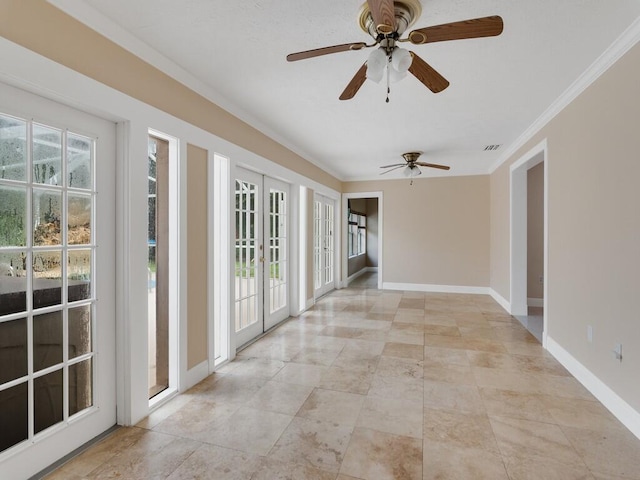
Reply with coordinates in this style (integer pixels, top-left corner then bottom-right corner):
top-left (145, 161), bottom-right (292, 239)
top-left (348, 211), bottom-right (366, 258)
top-left (0, 112), bottom-right (96, 454)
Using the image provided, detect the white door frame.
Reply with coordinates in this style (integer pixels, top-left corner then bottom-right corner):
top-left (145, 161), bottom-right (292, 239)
top-left (341, 192), bottom-right (383, 289)
top-left (509, 139), bottom-right (548, 346)
top-left (0, 82), bottom-right (117, 479)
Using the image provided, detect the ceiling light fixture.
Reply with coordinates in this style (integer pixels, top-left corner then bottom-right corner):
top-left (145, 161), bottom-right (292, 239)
top-left (366, 46), bottom-right (412, 102)
top-left (403, 164), bottom-right (422, 185)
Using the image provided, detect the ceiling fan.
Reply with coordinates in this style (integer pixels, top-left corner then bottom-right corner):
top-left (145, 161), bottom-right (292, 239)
top-left (381, 152), bottom-right (450, 183)
top-left (286, 0), bottom-right (503, 101)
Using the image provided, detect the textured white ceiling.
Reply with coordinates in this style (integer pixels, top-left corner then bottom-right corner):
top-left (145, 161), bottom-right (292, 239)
top-left (53, 0), bottom-right (640, 181)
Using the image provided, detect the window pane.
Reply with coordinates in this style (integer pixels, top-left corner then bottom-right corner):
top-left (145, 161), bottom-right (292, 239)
top-left (34, 369), bottom-right (63, 434)
top-left (33, 310), bottom-right (63, 372)
top-left (32, 124), bottom-right (62, 186)
top-left (69, 358), bottom-right (93, 416)
top-left (68, 249), bottom-right (91, 302)
top-left (33, 189), bottom-right (62, 246)
top-left (0, 382), bottom-right (28, 453)
top-left (0, 318), bottom-right (27, 384)
top-left (67, 133), bottom-right (92, 189)
top-left (0, 251), bottom-right (27, 316)
top-left (33, 250), bottom-right (62, 309)
top-left (69, 305), bottom-right (92, 359)
top-left (68, 194), bottom-right (91, 245)
top-left (0, 185), bottom-right (26, 247)
top-left (0, 114), bottom-right (27, 182)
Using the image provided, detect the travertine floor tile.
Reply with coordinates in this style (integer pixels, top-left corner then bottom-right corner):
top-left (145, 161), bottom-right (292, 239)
top-left (357, 396), bottom-right (423, 439)
top-left (382, 342), bottom-right (424, 360)
top-left (423, 380), bottom-right (485, 414)
top-left (340, 427), bottom-right (422, 480)
top-left (44, 278), bottom-right (640, 480)
top-left (368, 374), bottom-right (424, 403)
top-left (205, 406), bottom-right (293, 455)
top-left (269, 417), bottom-right (353, 473)
top-left (422, 442), bottom-right (509, 480)
top-left (244, 380), bottom-right (314, 415)
top-left (319, 366), bottom-right (374, 394)
top-left (165, 444), bottom-right (261, 480)
top-left (423, 408), bottom-right (499, 453)
top-left (296, 388), bottom-right (365, 427)
top-left (561, 425), bottom-right (640, 479)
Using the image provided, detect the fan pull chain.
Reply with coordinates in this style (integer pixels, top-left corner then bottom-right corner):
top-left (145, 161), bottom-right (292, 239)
top-left (386, 54), bottom-right (391, 103)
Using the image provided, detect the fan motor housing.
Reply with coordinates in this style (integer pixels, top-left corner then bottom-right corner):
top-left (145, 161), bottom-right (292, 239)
top-left (358, 0), bottom-right (423, 38)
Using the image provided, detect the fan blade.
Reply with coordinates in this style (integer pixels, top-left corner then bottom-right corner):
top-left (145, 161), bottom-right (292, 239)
top-left (408, 15), bottom-right (503, 45)
top-left (380, 163), bottom-right (405, 168)
top-left (416, 161), bottom-right (451, 170)
top-left (408, 52), bottom-right (450, 93)
top-left (287, 42), bottom-right (367, 62)
top-left (367, 0), bottom-right (396, 34)
top-left (339, 63), bottom-right (368, 101)
top-left (380, 165), bottom-right (405, 175)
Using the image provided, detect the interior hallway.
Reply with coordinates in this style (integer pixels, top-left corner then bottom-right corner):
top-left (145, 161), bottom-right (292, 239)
top-left (45, 277), bottom-right (640, 479)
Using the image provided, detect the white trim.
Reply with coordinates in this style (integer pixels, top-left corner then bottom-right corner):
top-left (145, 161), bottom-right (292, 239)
top-left (47, 0), bottom-right (344, 182)
top-left (527, 297), bottom-right (544, 308)
top-left (509, 139), bottom-right (547, 317)
top-left (490, 17), bottom-right (640, 174)
top-left (182, 360), bottom-right (210, 392)
top-left (489, 288), bottom-right (511, 313)
top-left (347, 266), bottom-right (378, 284)
top-left (383, 283), bottom-right (491, 295)
top-left (546, 336), bottom-right (640, 441)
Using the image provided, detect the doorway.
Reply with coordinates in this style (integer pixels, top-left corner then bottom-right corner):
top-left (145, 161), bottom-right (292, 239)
top-left (234, 168), bottom-right (290, 348)
top-left (342, 192), bottom-right (383, 289)
top-left (510, 140), bottom-right (547, 345)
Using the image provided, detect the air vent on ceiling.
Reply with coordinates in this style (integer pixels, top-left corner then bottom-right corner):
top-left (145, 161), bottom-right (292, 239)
top-left (484, 144), bottom-right (501, 151)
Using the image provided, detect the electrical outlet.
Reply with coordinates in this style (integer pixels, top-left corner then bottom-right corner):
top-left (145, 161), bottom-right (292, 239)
top-left (613, 343), bottom-right (623, 362)
top-left (539, 275), bottom-right (544, 284)
top-left (587, 325), bottom-right (593, 343)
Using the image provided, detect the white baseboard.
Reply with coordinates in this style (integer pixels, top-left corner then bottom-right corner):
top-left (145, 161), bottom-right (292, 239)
top-left (546, 336), bottom-right (640, 440)
top-left (383, 282), bottom-right (490, 295)
top-left (347, 266), bottom-right (377, 284)
top-left (489, 289), bottom-right (511, 313)
top-left (528, 297), bottom-right (544, 308)
top-left (182, 359), bottom-right (209, 392)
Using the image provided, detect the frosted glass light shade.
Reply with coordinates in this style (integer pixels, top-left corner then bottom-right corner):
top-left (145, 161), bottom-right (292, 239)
top-left (366, 48), bottom-right (387, 83)
top-left (391, 48), bottom-right (412, 73)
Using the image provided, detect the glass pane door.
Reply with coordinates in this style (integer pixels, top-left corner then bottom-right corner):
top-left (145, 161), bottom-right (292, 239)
top-left (0, 82), bottom-right (115, 479)
top-left (313, 195), bottom-right (335, 298)
top-left (234, 169), bottom-right (263, 347)
top-left (264, 178), bottom-right (288, 330)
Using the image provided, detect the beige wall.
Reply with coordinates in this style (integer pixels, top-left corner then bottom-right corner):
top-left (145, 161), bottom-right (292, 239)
top-left (0, 0), bottom-right (340, 192)
top-left (186, 144), bottom-right (208, 369)
top-left (365, 198), bottom-right (379, 268)
top-left (343, 176), bottom-right (490, 287)
top-left (527, 162), bottom-right (544, 300)
top-left (490, 42), bottom-right (640, 411)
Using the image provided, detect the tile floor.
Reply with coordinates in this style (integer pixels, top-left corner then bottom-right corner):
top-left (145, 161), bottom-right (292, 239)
top-left (45, 273), bottom-right (640, 479)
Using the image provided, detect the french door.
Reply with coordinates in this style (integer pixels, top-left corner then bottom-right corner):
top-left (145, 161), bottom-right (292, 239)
top-left (314, 195), bottom-right (336, 298)
top-left (234, 169), bottom-right (289, 347)
top-left (0, 83), bottom-right (116, 478)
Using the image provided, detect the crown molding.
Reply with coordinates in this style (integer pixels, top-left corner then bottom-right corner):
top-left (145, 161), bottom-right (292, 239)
top-left (46, 0), bottom-right (344, 182)
top-left (489, 15), bottom-right (640, 174)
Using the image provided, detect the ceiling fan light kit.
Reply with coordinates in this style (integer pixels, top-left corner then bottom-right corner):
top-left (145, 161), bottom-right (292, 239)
top-left (286, 0), bottom-right (503, 101)
top-left (381, 151), bottom-right (450, 184)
